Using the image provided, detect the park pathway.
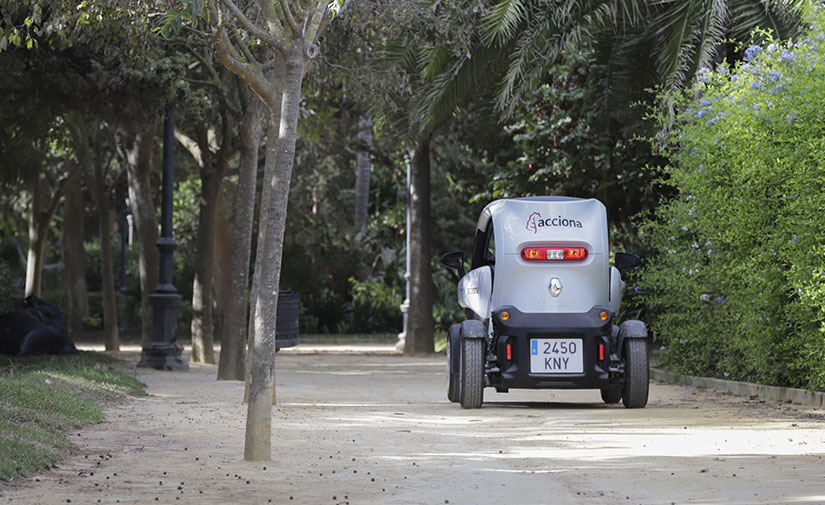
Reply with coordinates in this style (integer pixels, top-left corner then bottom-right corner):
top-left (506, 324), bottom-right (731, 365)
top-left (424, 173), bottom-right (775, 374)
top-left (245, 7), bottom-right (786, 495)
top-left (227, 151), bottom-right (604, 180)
top-left (1, 347), bottom-right (824, 504)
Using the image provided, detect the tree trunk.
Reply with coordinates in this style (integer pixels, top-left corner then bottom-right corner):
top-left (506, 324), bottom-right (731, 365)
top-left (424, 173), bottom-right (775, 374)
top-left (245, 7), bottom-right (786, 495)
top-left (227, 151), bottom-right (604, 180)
top-left (404, 136), bottom-right (434, 355)
top-left (245, 50), bottom-right (304, 462)
top-left (122, 124), bottom-right (159, 346)
top-left (25, 161), bottom-right (81, 298)
top-left (190, 168), bottom-right (219, 364)
top-left (353, 115), bottom-right (373, 230)
top-left (62, 172), bottom-right (89, 331)
top-left (244, 63), bottom-right (284, 402)
top-left (88, 137), bottom-right (120, 351)
top-left (218, 83), bottom-right (265, 381)
top-left (98, 192), bottom-right (120, 350)
top-left (212, 190), bottom-right (233, 340)
top-left (189, 113), bottom-right (233, 364)
top-left (25, 166), bottom-right (45, 298)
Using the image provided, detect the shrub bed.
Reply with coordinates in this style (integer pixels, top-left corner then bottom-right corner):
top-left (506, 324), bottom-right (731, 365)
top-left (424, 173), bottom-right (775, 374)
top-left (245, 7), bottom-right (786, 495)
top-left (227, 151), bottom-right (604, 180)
top-left (640, 18), bottom-right (825, 390)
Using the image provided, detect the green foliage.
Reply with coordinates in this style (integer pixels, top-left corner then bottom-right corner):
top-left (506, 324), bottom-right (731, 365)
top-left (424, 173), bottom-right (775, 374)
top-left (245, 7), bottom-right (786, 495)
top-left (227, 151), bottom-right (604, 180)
top-left (350, 277), bottom-right (402, 333)
top-left (497, 51), bottom-right (663, 249)
top-left (640, 21), bottom-right (825, 390)
top-left (0, 352), bottom-right (145, 481)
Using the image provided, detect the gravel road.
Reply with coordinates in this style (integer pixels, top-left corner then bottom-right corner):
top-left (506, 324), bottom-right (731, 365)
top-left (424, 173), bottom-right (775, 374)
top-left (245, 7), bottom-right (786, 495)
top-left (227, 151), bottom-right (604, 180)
top-left (2, 350), bottom-right (824, 505)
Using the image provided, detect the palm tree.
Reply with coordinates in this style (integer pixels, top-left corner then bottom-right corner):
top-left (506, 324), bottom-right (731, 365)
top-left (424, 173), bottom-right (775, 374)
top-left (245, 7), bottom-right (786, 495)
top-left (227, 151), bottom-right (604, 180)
top-left (479, 0), bottom-right (813, 116)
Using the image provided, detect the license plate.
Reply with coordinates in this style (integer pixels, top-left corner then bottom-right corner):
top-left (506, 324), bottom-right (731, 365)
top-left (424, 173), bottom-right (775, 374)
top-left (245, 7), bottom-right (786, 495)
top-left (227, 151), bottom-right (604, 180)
top-left (530, 338), bottom-right (583, 374)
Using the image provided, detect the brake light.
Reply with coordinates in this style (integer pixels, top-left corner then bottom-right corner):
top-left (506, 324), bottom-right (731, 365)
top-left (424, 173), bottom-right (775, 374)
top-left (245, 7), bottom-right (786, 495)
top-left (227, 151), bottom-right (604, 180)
top-left (521, 247), bottom-right (588, 261)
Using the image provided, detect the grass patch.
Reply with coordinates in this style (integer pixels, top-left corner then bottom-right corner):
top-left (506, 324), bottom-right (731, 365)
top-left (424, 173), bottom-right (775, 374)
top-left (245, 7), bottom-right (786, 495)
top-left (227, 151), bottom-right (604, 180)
top-left (0, 352), bottom-right (145, 482)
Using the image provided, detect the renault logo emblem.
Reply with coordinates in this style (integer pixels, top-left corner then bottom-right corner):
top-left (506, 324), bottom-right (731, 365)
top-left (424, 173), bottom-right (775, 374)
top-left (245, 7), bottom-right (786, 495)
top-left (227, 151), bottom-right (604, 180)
top-left (549, 278), bottom-right (562, 297)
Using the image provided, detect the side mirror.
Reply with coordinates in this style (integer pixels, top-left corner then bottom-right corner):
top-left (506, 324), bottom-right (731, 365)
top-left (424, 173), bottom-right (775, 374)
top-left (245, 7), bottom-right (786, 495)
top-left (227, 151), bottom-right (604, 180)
top-left (614, 252), bottom-right (641, 272)
top-left (440, 250), bottom-right (466, 278)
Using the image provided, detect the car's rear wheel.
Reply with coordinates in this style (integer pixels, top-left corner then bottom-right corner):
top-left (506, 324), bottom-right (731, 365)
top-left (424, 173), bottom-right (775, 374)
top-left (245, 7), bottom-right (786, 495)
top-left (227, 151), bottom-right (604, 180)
top-left (621, 338), bottom-right (649, 408)
top-left (446, 333), bottom-right (459, 402)
top-left (459, 337), bottom-right (484, 409)
top-left (600, 386), bottom-right (622, 404)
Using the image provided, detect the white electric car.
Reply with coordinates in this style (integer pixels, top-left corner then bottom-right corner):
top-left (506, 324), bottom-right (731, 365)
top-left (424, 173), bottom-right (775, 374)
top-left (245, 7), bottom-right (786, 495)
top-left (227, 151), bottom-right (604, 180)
top-left (440, 196), bottom-right (649, 409)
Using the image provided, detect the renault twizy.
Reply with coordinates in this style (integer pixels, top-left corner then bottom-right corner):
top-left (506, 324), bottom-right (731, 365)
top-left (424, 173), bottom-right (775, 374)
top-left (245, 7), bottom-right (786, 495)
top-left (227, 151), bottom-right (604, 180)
top-left (441, 196), bottom-right (649, 409)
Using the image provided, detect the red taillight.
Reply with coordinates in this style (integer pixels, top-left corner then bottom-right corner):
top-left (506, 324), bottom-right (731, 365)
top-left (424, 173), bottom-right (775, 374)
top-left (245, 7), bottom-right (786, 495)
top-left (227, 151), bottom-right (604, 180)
top-left (521, 246), bottom-right (588, 262)
top-left (599, 344), bottom-right (605, 361)
top-left (506, 344), bottom-right (512, 361)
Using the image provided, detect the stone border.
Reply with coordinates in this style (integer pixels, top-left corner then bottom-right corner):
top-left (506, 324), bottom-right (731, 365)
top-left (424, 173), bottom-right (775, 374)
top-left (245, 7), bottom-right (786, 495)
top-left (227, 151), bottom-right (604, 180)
top-left (651, 368), bottom-right (825, 408)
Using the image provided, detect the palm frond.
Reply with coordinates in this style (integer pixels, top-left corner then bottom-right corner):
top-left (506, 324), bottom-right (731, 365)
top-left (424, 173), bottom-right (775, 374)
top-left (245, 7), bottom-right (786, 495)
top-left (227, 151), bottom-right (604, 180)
top-left (411, 44), bottom-right (509, 136)
top-left (688, 0), bottom-right (728, 76)
top-left (482, 0), bottom-right (527, 47)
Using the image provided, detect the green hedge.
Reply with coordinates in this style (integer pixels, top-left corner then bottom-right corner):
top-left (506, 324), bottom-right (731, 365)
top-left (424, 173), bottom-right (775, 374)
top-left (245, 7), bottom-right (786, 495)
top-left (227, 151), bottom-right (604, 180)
top-left (640, 20), bottom-right (825, 390)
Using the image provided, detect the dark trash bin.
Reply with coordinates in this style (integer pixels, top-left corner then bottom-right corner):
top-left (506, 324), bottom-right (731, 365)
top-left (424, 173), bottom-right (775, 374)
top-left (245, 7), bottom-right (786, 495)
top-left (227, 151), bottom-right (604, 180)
top-left (275, 291), bottom-right (299, 351)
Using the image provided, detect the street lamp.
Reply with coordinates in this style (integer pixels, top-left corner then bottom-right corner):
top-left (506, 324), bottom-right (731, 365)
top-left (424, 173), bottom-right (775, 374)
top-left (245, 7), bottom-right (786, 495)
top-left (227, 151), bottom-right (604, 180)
top-left (137, 109), bottom-right (188, 371)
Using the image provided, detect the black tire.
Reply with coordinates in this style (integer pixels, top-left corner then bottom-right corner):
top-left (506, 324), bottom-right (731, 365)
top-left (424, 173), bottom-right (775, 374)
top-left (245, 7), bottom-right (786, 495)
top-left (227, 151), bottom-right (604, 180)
top-left (621, 338), bottom-right (649, 408)
top-left (446, 334), bottom-right (459, 402)
top-left (600, 386), bottom-right (622, 404)
top-left (459, 337), bottom-right (484, 409)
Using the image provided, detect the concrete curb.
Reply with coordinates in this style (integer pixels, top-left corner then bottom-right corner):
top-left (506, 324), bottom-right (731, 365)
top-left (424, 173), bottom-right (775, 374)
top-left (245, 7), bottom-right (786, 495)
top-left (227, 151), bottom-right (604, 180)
top-left (651, 367), bottom-right (825, 408)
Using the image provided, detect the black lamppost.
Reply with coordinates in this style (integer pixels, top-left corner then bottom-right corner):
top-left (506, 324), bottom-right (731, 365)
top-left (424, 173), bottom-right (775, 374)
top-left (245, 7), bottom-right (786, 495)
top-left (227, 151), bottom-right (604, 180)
top-left (138, 109), bottom-right (188, 371)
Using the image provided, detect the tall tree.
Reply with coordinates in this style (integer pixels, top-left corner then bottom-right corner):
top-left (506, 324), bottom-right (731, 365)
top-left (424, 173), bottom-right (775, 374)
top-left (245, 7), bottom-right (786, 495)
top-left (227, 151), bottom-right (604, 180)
top-left (404, 137), bottom-right (434, 354)
top-left (218, 81), bottom-right (265, 381)
top-left (61, 174), bottom-right (89, 330)
top-left (478, 0), bottom-right (812, 116)
top-left (78, 123), bottom-right (120, 351)
top-left (205, 0), bottom-right (341, 461)
top-left (353, 115), bottom-right (373, 230)
top-left (119, 121), bottom-right (160, 346)
top-left (23, 159), bottom-right (80, 297)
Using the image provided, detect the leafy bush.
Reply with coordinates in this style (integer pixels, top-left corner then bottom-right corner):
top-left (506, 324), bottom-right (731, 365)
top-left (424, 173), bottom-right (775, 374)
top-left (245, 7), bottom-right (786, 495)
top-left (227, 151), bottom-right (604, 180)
top-left (640, 21), bottom-right (825, 390)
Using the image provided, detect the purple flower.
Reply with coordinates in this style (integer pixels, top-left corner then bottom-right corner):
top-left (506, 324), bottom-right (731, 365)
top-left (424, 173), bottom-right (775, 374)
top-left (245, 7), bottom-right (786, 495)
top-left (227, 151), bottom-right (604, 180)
top-left (791, 236), bottom-right (799, 244)
top-left (716, 296), bottom-right (726, 304)
top-left (744, 45), bottom-right (761, 61)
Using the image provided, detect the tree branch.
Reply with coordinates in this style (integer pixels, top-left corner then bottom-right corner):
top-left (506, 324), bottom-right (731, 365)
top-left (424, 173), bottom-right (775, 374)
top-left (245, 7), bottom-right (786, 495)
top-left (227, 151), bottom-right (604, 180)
top-left (42, 161), bottom-right (81, 233)
top-left (175, 129), bottom-right (204, 168)
top-left (305, 1), bottom-right (329, 43)
top-left (220, 0), bottom-right (282, 49)
top-left (213, 23), bottom-right (276, 106)
top-left (280, 0), bottom-right (301, 35)
top-left (260, 1), bottom-right (288, 42)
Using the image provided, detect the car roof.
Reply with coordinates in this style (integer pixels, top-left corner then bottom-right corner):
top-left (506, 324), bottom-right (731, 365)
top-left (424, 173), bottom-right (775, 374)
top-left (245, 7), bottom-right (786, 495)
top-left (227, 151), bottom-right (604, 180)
top-left (476, 196), bottom-right (591, 231)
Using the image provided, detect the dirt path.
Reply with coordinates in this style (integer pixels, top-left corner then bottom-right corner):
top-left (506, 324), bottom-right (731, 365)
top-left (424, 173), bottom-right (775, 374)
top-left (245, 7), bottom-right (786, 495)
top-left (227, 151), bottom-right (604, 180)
top-left (2, 349), bottom-right (824, 505)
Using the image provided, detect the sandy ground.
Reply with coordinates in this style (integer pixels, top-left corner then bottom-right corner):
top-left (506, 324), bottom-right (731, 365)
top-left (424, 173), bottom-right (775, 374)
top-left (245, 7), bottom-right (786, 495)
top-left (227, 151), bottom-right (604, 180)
top-left (2, 347), bottom-right (825, 505)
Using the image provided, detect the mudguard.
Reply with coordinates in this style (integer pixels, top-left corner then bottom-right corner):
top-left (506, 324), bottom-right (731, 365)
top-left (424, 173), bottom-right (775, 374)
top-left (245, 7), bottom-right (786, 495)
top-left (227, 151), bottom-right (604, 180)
top-left (618, 320), bottom-right (648, 354)
top-left (448, 323), bottom-right (461, 375)
top-left (460, 319), bottom-right (487, 340)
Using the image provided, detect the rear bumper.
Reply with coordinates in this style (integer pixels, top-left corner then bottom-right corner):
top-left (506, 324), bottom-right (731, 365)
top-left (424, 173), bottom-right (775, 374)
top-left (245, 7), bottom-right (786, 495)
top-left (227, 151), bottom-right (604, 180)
top-left (490, 306), bottom-right (616, 390)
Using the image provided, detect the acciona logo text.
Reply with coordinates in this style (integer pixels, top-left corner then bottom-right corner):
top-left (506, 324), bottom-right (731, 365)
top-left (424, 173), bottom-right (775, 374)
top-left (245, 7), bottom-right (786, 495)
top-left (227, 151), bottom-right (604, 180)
top-left (526, 212), bottom-right (583, 233)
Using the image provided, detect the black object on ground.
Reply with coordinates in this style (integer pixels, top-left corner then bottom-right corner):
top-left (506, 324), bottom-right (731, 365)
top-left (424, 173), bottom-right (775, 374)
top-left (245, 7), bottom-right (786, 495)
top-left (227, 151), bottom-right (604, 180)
top-left (0, 296), bottom-right (78, 356)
